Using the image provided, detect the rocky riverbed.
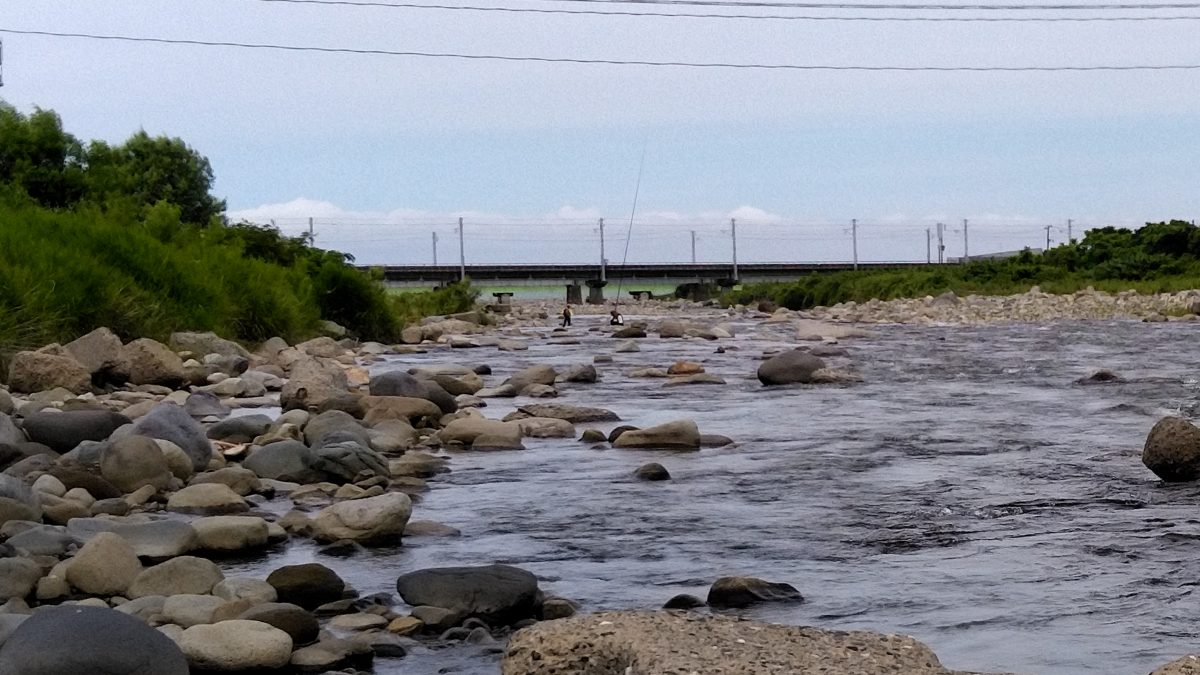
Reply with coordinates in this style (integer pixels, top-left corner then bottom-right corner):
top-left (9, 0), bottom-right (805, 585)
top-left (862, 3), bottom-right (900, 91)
top-left (3, 292), bottom-right (1200, 673)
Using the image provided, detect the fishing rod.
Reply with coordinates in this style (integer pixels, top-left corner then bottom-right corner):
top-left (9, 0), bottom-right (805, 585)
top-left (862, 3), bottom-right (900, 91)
top-left (613, 140), bottom-right (648, 314)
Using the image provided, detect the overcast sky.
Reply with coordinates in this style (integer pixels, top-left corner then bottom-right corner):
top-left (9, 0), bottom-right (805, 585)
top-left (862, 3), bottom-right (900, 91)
top-left (4, 0), bottom-right (1199, 264)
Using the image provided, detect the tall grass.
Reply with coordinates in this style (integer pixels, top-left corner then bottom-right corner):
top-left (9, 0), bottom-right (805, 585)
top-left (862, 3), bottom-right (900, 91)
top-left (390, 281), bottom-right (480, 325)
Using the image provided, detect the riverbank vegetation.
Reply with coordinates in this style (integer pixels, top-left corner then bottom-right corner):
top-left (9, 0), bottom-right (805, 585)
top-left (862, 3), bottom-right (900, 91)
top-left (727, 220), bottom-right (1200, 309)
top-left (0, 103), bottom-right (474, 360)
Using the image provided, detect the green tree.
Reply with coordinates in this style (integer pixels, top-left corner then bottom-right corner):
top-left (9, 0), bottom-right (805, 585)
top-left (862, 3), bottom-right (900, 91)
top-left (86, 131), bottom-right (226, 225)
top-left (0, 103), bottom-right (87, 208)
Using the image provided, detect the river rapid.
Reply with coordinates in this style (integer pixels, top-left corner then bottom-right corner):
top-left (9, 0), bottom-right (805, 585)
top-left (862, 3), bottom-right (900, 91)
top-left (235, 312), bottom-right (1200, 675)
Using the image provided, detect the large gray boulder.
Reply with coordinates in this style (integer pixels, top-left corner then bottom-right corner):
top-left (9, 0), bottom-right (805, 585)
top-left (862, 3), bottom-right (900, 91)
top-left (67, 516), bottom-right (198, 558)
top-left (100, 435), bottom-right (172, 494)
top-left (305, 410), bottom-right (371, 448)
top-left (21, 410), bottom-right (130, 454)
top-left (207, 414), bottom-right (273, 443)
top-left (267, 563), bottom-right (346, 610)
top-left (612, 419), bottom-right (701, 450)
top-left (64, 327), bottom-right (124, 378)
top-left (503, 365), bottom-right (558, 391)
top-left (65, 531), bottom-right (143, 596)
top-left (312, 492), bottom-right (412, 544)
top-left (281, 356), bottom-right (351, 411)
top-left (757, 349), bottom-right (827, 386)
top-left (0, 605), bottom-right (189, 675)
top-left (369, 371), bottom-right (457, 414)
top-left (131, 402), bottom-right (212, 470)
top-left (313, 441), bottom-right (389, 483)
top-left (706, 575), bottom-right (804, 608)
top-left (238, 602), bottom-right (320, 646)
top-left (128, 556), bottom-right (224, 597)
top-left (0, 473), bottom-right (42, 526)
top-left (396, 564), bottom-right (540, 625)
top-left (501, 611), bottom-right (970, 675)
top-left (179, 620), bottom-right (293, 672)
top-left (1143, 416), bottom-right (1200, 482)
top-left (7, 349), bottom-right (91, 394)
top-left (118, 338), bottom-right (185, 387)
top-left (241, 440), bottom-right (324, 483)
top-left (438, 417), bottom-right (524, 450)
top-left (169, 331), bottom-right (252, 359)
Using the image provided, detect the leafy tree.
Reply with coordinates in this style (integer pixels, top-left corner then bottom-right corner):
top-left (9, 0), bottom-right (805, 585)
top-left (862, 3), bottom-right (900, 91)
top-left (0, 103), bottom-right (87, 208)
top-left (86, 131), bottom-right (225, 225)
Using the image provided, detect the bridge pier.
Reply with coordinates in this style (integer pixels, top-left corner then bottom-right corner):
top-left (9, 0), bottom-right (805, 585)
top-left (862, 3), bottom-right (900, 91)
top-left (565, 283), bottom-right (583, 305)
top-left (585, 279), bottom-right (607, 305)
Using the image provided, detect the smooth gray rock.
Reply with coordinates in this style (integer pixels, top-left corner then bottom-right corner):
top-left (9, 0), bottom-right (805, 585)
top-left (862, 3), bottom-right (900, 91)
top-left (0, 474), bottom-right (41, 526)
top-left (206, 414), bottom-right (273, 443)
top-left (267, 563), bottom-right (346, 610)
top-left (131, 403), bottom-right (212, 470)
top-left (757, 349), bottom-right (827, 386)
top-left (313, 441), bottom-right (388, 483)
top-left (67, 516), bottom-right (198, 558)
top-left (0, 605), bottom-right (188, 675)
top-left (242, 440), bottom-right (324, 483)
top-left (395, 564), bottom-right (539, 625)
top-left (21, 410), bottom-right (130, 454)
top-left (183, 391), bottom-right (230, 419)
top-left (305, 410), bottom-right (370, 448)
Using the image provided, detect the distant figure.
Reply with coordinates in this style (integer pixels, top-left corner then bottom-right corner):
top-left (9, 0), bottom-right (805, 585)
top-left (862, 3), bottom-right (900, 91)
top-left (609, 308), bottom-right (624, 326)
top-left (561, 305), bottom-right (573, 327)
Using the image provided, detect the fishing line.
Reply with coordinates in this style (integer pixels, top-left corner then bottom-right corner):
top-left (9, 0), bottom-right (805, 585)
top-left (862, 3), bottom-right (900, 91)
top-left (614, 138), bottom-right (649, 310)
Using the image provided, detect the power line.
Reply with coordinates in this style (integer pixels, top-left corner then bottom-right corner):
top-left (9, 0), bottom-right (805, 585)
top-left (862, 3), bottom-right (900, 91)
top-left (3, 29), bottom-right (1200, 70)
top-left (517, 0), bottom-right (1200, 10)
top-left (249, 0), bottom-right (1200, 20)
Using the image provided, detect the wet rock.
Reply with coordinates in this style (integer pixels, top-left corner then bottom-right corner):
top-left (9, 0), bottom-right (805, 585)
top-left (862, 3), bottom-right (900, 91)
top-left (0, 605), bottom-right (188, 675)
top-left (510, 403), bottom-right (620, 423)
top-left (361, 396), bottom-right (442, 426)
top-left (658, 320), bottom-right (687, 338)
top-left (65, 531), bottom-right (142, 596)
top-left (312, 491), bottom-right (412, 544)
top-left (369, 371), bottom-right (457, 413)
top-left (67, 516), bottom-right (198, 558)
top-left (179, 620), bottom-right (293, 671)
top-left (580, 428), bottom-right (607, 443)
top-left (700, 433), bottom-right (735, 448)
top-left (1143, 416), bottom-right (1200, 482)
top-left (268, 562), bottom-right (347, 610)
top-left (1077, 369), bottom-right (1123, 384)
top-left (667, 360), bottom-right (704, 375)
top-left (22, 410), bottom-right (129, 454)
top-left (1154, 655), bottom-right (1200, 674)
top-left (130, 402), bottom-right (212, 470)
top-left (706, 575), bottom-right (804, 608)
top-left (314, 440), bottom-right (389, 482)
top-left (477, 384), bottom-right (518, 398)
top-left (439, 417), bottom-right (524, 450)
top-left (613, 325), bottom-right (648, 339)
top-left (663, 373), bottom-right (726, 387)
top-left (127, 556), bottom-right (224, 597)
top-left (562, 364), bottom-right (598, 383)
top-left (387, 616), bottom-right (424, 635)
top-left (396, 564), bottom-right (540, 625)
top-left (634, 462), bottom-right (671, 481)
top-left (514, 417), bottom-right (575, 438)
top-left (608, 425), bottom-right (639, 443)
top-left (504, 365), bottom-right (559, 391)
top-left (540, 597), bottom-right (578, 620)
top-left (757, 349), bottom-right (828, 386)
top-left (405, 519), bottom-right (461, 537)
top-left (613, 419), bottom-right (701, 450)
top-left (100, 435), bottom-right (172, 494)
top-left (663, 593), bottom-right (705, 610)
top-left (239, 602), bottom-right (320, 645)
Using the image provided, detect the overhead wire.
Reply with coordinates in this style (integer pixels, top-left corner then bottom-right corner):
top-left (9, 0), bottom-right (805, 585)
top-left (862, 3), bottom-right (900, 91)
top-left (3, 29), bottom-right (1199, 70)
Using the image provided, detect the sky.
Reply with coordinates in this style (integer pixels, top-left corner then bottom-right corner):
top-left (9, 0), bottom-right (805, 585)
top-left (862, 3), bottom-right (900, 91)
top-left (3, 0), bottom-right (1200, 264)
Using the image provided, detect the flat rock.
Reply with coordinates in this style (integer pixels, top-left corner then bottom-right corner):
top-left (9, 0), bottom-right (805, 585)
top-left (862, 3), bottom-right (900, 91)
top-left (612, 419), bottom-right (701, 450)
top-left (396, 564), bottom-right (539, 625)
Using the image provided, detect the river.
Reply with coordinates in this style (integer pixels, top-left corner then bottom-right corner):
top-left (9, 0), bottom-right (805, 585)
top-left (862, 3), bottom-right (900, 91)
top-left (233, 313), bottom-right (1200, 674)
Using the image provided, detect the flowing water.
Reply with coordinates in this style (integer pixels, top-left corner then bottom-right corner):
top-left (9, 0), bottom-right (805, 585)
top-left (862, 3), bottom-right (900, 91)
top-left (233, 314), bottom-right (1200, 675)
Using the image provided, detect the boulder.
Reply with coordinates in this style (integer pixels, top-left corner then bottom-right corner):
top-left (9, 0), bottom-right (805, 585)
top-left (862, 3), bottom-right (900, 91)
top-left (267, 563), bottom-right (346, 610)
top-left (663, 373), bottom-right (726, 387)
top-left (580, 428), bottom-right (607, 443)
top-left (0, 557), bottom-right (42, 600)
top-left (161, 593), bottom-right (227, 628)
top-left (707, 575), bottom-right (804, 608)
top-left (48, 466), bottom-right (120, 499)
top-left (207, 414), bottom-right (273, 443)
top-left (6, 349), bottom-right (90, 394)
top-left (634, 462), bottom-right (671, 481)
top-left (131, 402), bottom-right (213, 470)
top-left (1154, 656), bottom-right (1200, 674)
top-left (242, 440), bottom-right (324, 483)
top-left (179, 620), bottom-right (294, 671)
top-left (0, 605), bottom-right (188, 675)
top-left (167, 483), bottom-right (248, 514)
top-left (613, 324), bottom-right (648, 339)
top-left (314, 441), bottom-right (390, 482)
top-left (169, 331), bottom-right (251, 359)
top-left (22, 409), bottom-right (130, 454)
top-left (396, 564), bottom-right (539, 625)
top-left (510, 403), bottom-right (620, 423)
top-left (0, 474), bottom-right (42, 526)
top-left (757, 349), bottom-right (828, 385)
top-left (0, 413), bottom-right (24, 446)
top-left (296, 336), bottom-right (343, 358)
top-left (100, 435), bottom-right (172, 494)
top-left (305, 410), bottom-right (371, 448)
top-left (667, 360), bottom-right (704, 375)
top-left (612, 419), bottom-right (701, 450)
top-left (239, 602), bottom-right (320, 646)
top-left (501, 611), bottom-right (967, 675)
top-left (615, 339), bottom-right (640, 352)
top-left (658, 320), bottom-right (687, 338)
top-left (67, 516), bottom-right (198, 558)
top-left (63, 327), bottom-right (123, 377)
top-left (439, 417), bottom-right (524, 450)
top-left (503, 365), bottom-right (558, 391)
top-left (369, 371), bottom-right (457, 413)
top-left (427, 372), bottom-right (484, 396)
top-left (214, 577), bottom-right (279, 604)
top-left (190, 466), bottom-right (261, 496)
top-left (1143, 416), bottom-right (1200, 482)
top-left (561, 364), bottom-right (597, 384)
top-left (193, 515), bottom-right (270, 551)
top-left (280, 356), bottom-right (351, 411)
top-left (183, 390), bottom-right (230, 419)
top-left (118, 338), bottom-right (185, 387)
top-left (66, 531), bottom-right (143, 595)
top-left (312, 492), bottom-right (412, 544)
top-left (361, 396), bottom-right (442, 426)
top-left (127, 556), bottom-right (224, 597)
top-left (515, 417), bottom-right (575, 438)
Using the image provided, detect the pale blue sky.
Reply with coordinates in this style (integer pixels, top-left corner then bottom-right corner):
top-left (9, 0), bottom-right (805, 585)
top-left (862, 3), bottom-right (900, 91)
top-left (4, 0), bottom-right (1199, 263)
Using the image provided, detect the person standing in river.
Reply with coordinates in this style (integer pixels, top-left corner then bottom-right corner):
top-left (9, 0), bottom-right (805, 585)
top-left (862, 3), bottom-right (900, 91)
top-left (561, 304), bottom-right (573, 327)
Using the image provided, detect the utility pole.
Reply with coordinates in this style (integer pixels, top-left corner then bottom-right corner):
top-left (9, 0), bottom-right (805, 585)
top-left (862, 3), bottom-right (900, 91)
top-left (926, 228), bottom-right (932, 264)
top-left (962, 219), bottom-right (969, 262)
top-left (1044, 224), bottom-right (1053, 250)
top-left (851, 219), bottom-right (859, 271)
top-left (0, 39), bottom-right (5, 88)
top-left (308, 217), bottom-right (314, 243)
top-left (936, 222), bottom-right (945, 264)
top-left (730, 218), bottom-right (739, 281)
top-left (1067, 218), bottom-right (1073, 243)
top-left (457, 217), bottom-right (466, 282)
top-left (690, 230), bottom-right (697, 264)
top-left (432, 231), bottom-right (438, 266)
top-left (598, 218), bottom-right (606, 282)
